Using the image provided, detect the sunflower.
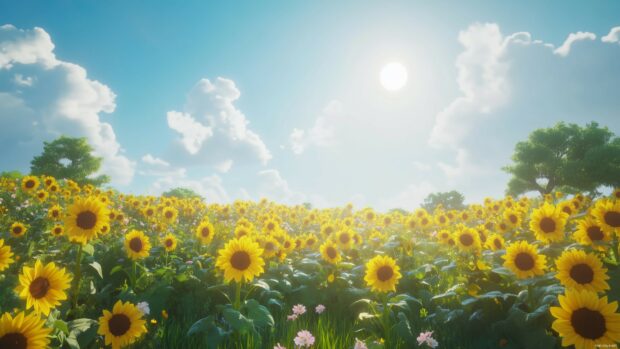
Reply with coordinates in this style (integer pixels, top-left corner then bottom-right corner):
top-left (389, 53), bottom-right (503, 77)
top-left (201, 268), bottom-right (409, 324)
top-left (65, 196), bottom-right (110, 244)
top-left (503, 209), bottom-right (522, 228)
top-left (35, 190), bottom-right (48, 203)
top-left (262, 218), bottom-right (279, 234)
top-left (0, 311), bottom-right (51, 349)
top-left (15, 260), bottom-right (72, 315)
top-left (502, 241), bottom-right (546, 279)
top-left (574, 216), bottom-right (611, 249)
top-left (485, 233), bottom-right (505, 251)
top-left (550, 289), bottom-right (620, 349)
top-left (161, 234), bottom-right (177, 252)
top-left (234, 224), bottom-right (253, 239)
top-left (0, 239), bottom-right (14, 272)
top-left (20, 175), bottom-right (40, 193)
top-left (592, 199), bottom-right (620, 234)
top-left (195, 220), bottom-right (215, 245)
top-left (281, 237), bottom-right (295, 253)
top-left (335, 229), bottom-right (354, 250)
top-left (10, 222), bottom-right (27, 238)
top-left (555, 250), bottom-right (609, 293)
top-left (215, 237), bottom-right (265, 283)
top-left (364, 255), bottom-right (402, 293)
top-left (437, 230), bottom-right (451, 245)
top-left (261, 236), bottom-right (280, 258)
top-left (124, 230), bottom-right (151, 260)
top-left (47, 204), bottom-right (63, 221)
top-left (98, 300), bottom-right (147, 349)
top-left (160, 206), bottom-right (178, 225)
top-left (51, 225), bottom-right (64, 237)
top-left (320, 241), bottom-right (341, 264)
top-left (529, 203), bottom-right (568, 243)
top-left (454, 228), bottom-right (481, 253)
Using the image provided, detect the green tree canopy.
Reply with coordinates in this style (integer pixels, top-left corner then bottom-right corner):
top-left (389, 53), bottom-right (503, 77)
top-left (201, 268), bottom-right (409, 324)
top-left (503, 122), bottom-right (620, 196)
top-left (30, 136), bottom-right (109, 186)
top-left (162, 187), bottom-right (202, 199)
top-left (421, 190), bottom-right (466, 212)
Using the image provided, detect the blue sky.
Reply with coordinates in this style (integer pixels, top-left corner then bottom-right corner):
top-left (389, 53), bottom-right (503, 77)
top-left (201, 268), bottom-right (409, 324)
top-left (1, 1), bottom-right (620, 210)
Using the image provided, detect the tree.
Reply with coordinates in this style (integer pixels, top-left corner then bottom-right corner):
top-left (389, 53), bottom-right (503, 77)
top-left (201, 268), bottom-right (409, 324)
top-left (421, 191), bottom-right (466, 212)
top-left (503, 122), bottom-right (620, 196)
top-left (162, 187), bottom-right (202, 199)
top-left (30, 136), bottom-right (109, 186)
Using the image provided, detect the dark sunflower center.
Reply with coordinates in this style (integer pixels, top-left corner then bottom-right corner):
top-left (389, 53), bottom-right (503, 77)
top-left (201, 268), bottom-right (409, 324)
top-left (603, 211), bottom-right (620, 227)
top-left (570, 307), bottom-right (606, 340)
top-left (439, 217), bottom-right (446, 223)
top-left (108, 314), bottom-right (131, 337)
top-left (325, 227), bottom-right (333, 235)
top-left (586, 226), bottom-right (604, 241)
top-left (230, 251), bottom-right (251, 270)
top-left (307, 239), bottom-right (315, 246)
top-left (147, 209), bottom-right (153, 215)
top-left (514, 252), bottom-right (535, 271)
top-left (29, 277), bottom-right (50, 299)
top-left (165, 239), bottom-right (173, 247)
top-left (284, 241), bottom-right (291, 248)
top-left (12, 226), bottom-right (22, 235)
top-left (267, 223), bottom-right (275, 230)
top-left (165, 211), bottom-right (173, 219)
top-left (54, 227), bottom-right (62, 235)
top-left (326, 247), bottom-right (337, 259)
top-left (509, 215), bottom-right (517, 224)
top-left (539, 217), bottom-right (556, 233)
top-left (129, 237), bottom-right (143, 252)
top-left (569, 263), bottom-right (594, 284)
top-left (265, 242), bottom-right (275, 251)
top-left (339, 233), bottom-right (350, 244)
top-left (459, 234), bottom-right (474, 246)
top-left (376, 265), bottom-right (394, 282)
top-left (562, 206), bottom-right (572, 215)
top-left (494, 239), bottom-right (502, 249)
top-left (25, 180), bottom-right (35, 188)
top-left (201, 228), bottom-right (210, 237)
top-left (421, 218), bottom-right (428, 225)
top-left (616, 191), bottom-right (620, 198)
top-left (76, 211), bottom-right (97, 230)
top-left (0, 332), bottom-right (27, 349)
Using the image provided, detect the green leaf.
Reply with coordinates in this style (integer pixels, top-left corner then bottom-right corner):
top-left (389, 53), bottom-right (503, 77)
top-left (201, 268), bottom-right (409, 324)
top-left (110, 265), bottom-right (124, 276)
top-left (54, 320), bottom-right (69, 335)
top-left (245, 299), bottom-right (274, 328)
top-left (82, 244), bottom-right (94, 256)
top-left (358, 312), bottom-right (376, 321)
top-left (222, 308), bottom-right (254, 334)
top-left (89, 261), bottom-right (103, 279)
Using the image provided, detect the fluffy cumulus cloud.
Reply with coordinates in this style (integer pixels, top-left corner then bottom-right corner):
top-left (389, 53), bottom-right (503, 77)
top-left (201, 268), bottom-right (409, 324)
top-left (427, 22), bottom-right (620, 202)
top-left (150, 172), bottom-right (230, 203)
top-left (166, 77), bottom-right (271, 169)
top-left (289, 100), bottom-right (344, 154)
top-left (0, 25), bottom-right (135, 185)
top-left (378, 181), bottom-right (435, 212)
top-left (602, 26), bottom-right (620, 44)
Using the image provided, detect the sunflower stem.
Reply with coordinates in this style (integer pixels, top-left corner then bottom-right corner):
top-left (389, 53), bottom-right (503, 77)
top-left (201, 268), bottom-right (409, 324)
top-left (71, 243), bottom-right (83, 312)
top-left (612, 236), bottom-right (619, 266)
top-left (234, 280), bottom-right (242, 310)
top-left (381, 293), bottom-right (391, 346)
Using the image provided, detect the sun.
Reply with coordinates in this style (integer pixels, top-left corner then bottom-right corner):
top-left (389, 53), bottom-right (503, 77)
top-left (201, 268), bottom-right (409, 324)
top-left (380, 62), bottom-right (408, 91)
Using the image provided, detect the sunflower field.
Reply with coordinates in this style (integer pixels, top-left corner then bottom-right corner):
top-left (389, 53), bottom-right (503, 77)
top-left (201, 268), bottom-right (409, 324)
top-left (1, 174), bottom-right (620, 349)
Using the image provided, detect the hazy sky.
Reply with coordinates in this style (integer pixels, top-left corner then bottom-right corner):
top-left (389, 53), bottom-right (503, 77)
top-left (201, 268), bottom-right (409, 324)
top-left (1, 1), bottom-right (619, 210)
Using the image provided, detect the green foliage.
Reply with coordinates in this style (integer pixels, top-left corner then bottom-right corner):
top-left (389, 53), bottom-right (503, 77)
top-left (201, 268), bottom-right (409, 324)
top-left (504, 122), bottom-right (620, 196)
top-left (0, 170), bottom-right (23, 179)
top-left (30, 136), bottom-right (109, 186)
top-left (422, 190), bottom-right (466, 212)
top-left (162, 187), bottom-right (202, 199)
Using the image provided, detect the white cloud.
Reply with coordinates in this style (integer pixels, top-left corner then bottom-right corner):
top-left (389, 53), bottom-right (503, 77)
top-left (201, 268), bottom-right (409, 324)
top-left (13, 73), bottom-right (34, 86)
top-left (554, 31), bottom-right (596, 56)
top-left (166, 111), bottom-right (213, 154)
top-left (412, 161), bottom-right (432, 171)
top-left (289, 100), bottom-right (344, 154)
top-left (429, 23), bottom-right (509, 149)
top-left (427, 23), bottom-right (620, 203)
top-left (215, 159), bottom-right (233, 173)
top-left (141, 154), bottom-right (169, 167)
top-left (256, 169), bottom-right (306, 204)
top-left (166, 77), bottom-right (272, 167)
top-left (378, 181), bottom-right (435, 212)
top-left (149, 170), bottom-right (230, 203)
top-left (0, 25), bottom-right (135, 185)
top-left (602, 26), bottom-right (620, 44)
